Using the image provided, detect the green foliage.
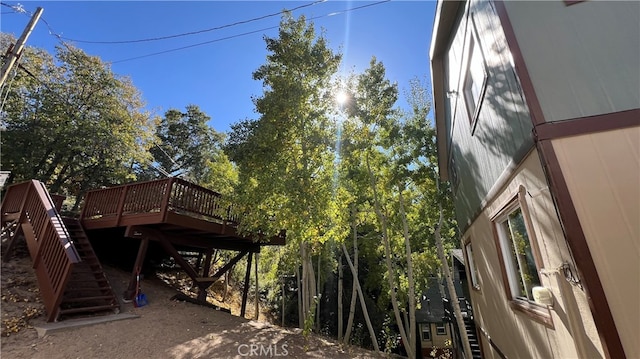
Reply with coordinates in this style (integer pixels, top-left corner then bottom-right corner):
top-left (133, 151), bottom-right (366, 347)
top-left (225, 12), bottom-right (341, 244)
top-left (144, 105), bottom-right (237, 194)
top-left (1, 33), bottom-right (154, 203)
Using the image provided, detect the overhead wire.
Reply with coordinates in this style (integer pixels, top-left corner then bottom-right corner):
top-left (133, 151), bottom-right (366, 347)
top-left (111, 0), bottom-right (390, 64)
top-left (59, 0), bottom-right (327, 44)
top-left (3, 0), bottom-right (389, 65)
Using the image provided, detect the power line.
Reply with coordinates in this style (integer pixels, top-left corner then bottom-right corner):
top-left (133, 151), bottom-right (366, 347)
top-left (111, 0), bottom-right (390, 65)
top-left (111, 25), bottom-right (280, 64)
top-left (59, 0), bottom-right (326, 44)
top-left (4, 1), bottom-right (390, 65)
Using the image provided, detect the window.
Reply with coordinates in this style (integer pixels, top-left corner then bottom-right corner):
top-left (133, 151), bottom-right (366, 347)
top-left (464, 240), bottom-right (480, 290)
top-left (492, 187), bottom-right (553, 327)
top-left (422, 324), bottom-right (431, 341)
top-left (496, 205), bottom-right (541, 301)
top-left (436, 323), bottom-right (447, 336)
top-left (492, 186), bottom-right (554, 329)
top-left (462, 15), bottom-right (488, 134)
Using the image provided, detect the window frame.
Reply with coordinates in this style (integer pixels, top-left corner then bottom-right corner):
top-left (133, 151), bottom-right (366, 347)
top-left (464, 238), bottom-right (481, 291)
top-left (462, 13), bottom-right (489, 135)
top-left (490, 186), bottom-right (553, 328)
top-left (436, 323), bottom-right (447, 336)
top-left (421, 323), bottom-right (432, 341)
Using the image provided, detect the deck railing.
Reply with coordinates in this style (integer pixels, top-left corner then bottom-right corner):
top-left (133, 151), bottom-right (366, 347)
top-left (80, 178), bottom-right (239, 227)
top-left (1, 180), bottom-right (81, 322)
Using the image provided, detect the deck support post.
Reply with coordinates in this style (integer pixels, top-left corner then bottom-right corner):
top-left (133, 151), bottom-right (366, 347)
top-left (240, 252), bottom-right (253, 318)
top-left (197, 247), bottom-right (215, 302)
top-left (124, 238), bottom-right (149, 301)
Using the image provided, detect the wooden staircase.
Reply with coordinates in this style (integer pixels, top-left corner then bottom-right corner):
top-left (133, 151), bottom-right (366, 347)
top-left (1, 180), bottom-right (120, 321)
top-left (463, 315), bottom-right (483, 359)
top-left (444, 297), bottom-right (483, 359)
top-left (58, 218), bottom-right (120, 319)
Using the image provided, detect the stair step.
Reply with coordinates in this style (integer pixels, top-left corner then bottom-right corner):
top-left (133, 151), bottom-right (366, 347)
top-left (59, 304), bottom-right (119, 315)
top-left (58, 218), bottom-right (121, 319)
top-left (62, 295), bottom-right (116, 303)
top-left (67, 278), bottom-right (109, 283)
top-left (64, 287), bottom-right (113, 293)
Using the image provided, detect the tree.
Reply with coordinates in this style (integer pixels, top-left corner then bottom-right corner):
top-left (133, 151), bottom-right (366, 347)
top-left (225, 12), bottom-right (341, 334)
top-left (1, 34), bottom-right (154, 205)
top-left (145, 105), bottom-right (236, 194)
top-left (396, 77), bottom-right (472, 359)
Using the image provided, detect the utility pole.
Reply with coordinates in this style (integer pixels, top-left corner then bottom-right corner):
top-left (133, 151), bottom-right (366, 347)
top-left (0, 7), bottom-right (43, 87)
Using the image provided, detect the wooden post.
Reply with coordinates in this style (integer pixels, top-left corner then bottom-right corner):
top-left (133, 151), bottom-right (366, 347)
top-left (197, 247), bottom-right (214, 302)
top-left (124, 238), bottom-right (149, 301)
top-left (240, 252), bottom-right (253, 318)
top-left (0, 7), bottom-right (43, 87)
top-left (254, 252), bottom-right (259, 320)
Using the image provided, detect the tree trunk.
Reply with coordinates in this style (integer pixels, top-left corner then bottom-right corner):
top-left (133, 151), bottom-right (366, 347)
top-left (316, 252), bottom-right (321, 332)
top-left (305, 247), bottom-right (317, 332)
top-left (398, 188), bottom-right (417, 355)
top-left (297, 264), bottom-right (304, 328)
top-left (301, 243), bottom-right (309, 323)
top-left (282, 276), bottom-right (286, 327)
top-left (341, 243), bottom-right (380, 352)
top-left (343, 210), bottom-right (359, 344)
top-left (338, 254), bottom-right (343, 343)
top-left (367, 159), bottom-right (413, 359)
top-left (435, 203), bottom-right (473, 359)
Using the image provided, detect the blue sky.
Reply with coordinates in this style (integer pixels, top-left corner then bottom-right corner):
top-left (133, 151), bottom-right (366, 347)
top-left (1, 1), bottom-right (436, 133)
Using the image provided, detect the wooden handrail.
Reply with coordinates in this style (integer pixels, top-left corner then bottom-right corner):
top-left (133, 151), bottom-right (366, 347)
top-left (1, 180), bottom-right (80, 322)
top-left (81, 178), bottom-right (240, 226)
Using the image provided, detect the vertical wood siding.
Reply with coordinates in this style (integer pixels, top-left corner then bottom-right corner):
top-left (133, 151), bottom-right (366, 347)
top-left (445, 0), bottom-right (534, 229)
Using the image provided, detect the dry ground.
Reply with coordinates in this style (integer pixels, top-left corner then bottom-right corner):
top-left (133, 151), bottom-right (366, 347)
top-left (1, 248), bottom-right (386, 359)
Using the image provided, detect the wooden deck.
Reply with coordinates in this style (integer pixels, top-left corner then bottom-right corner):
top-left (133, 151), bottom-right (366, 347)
top-left (79, 178), bottom-right (284, 313)
top-left (80, 177), bottom-right (285, 248)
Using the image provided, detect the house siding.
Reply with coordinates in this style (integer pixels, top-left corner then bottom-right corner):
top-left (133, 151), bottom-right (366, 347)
top-left (551, 126), bottom-right (640, 358)
top-left (464, 149), bottom-right (604, 359)
top-left (432, 0), bottom-right (633, 357)
top-left (444, 0), bottom-right (534, 230)
top-left (503, 1), bottom-right (640, 122)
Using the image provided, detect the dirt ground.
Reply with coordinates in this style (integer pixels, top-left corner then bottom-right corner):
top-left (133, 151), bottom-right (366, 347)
top-left (0, 249), bottom-right (385, 359)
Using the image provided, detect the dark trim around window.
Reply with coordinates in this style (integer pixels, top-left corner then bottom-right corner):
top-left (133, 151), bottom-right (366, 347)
top-left (463, 12), bottom-right (489, 135)
top-left (463, 237), bottom-right (481, 291)
top-left (490, 188), bottom-right (553, 329)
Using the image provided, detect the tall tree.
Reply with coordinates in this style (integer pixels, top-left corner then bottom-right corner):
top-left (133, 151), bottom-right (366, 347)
top-left (395, 77), bottom-right (470, 359)
top-left (225, 12), bottom-right (341, 333)
top-left (1, 34), bottom-right (154, 204)
top-left (146, 105), bottom-right (236, 194)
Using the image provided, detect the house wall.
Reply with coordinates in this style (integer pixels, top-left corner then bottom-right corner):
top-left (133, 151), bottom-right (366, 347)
top-left (551, 126), bottom-right (640, 358)
top-left (502, 1), bottom-right (640, 122)
top-left (443, 0), bottom-right (534, 231)
top-left (420, 322), bottom-right (452, 352)
top-left (433, 0), bottom-right (634, 357)
top-left (464, 149), bottom-right (604, 358)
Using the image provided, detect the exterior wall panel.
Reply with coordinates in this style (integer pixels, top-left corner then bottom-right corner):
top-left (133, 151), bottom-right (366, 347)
top-left (465, 150), bottom-right (603, 358)
top-left (551, 126), bottom-right (640, 358)
top-left (503, 1), bottom-right (640, 122)
top-left (446, 0), bottom-right (534, 229)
